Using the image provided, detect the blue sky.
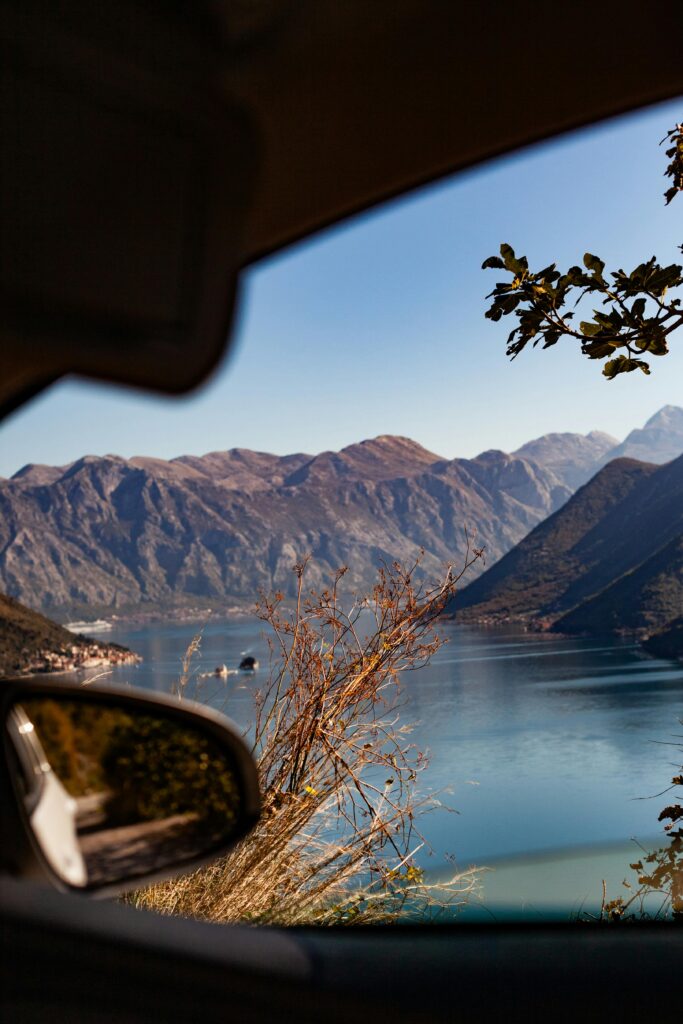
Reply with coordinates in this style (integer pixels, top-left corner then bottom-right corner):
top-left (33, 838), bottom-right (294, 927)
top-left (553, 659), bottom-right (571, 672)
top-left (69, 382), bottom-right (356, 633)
top-left (1, 98), bottom-right (681, 477)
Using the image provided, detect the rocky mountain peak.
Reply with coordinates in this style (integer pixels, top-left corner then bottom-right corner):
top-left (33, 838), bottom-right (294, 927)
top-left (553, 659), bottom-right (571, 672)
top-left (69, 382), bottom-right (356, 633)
top-left (11, 463), bottom-right (68, 486)
top-left (0, 435), bottom-right (569, 617)
top-left (284, 435), bottom-right (442, 486)
top-left (644, 404), bottom-right (683, 429)
top-left (511, 408), bottom-right (683, 489)
top-left (587, 430), bottom-right (619, 445)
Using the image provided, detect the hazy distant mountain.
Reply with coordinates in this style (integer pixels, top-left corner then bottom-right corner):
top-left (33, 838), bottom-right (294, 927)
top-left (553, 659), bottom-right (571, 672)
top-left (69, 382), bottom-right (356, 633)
top-left (449, 454), bottom-right (683, 636)
top-left (0, 437), bottom-right (571, 618)
top-left (599, 405), bottom-right (683, 465)
top-left (512, 405), bottom-right (683, 489)
top-left (513, 431), bottom-right (618, 489)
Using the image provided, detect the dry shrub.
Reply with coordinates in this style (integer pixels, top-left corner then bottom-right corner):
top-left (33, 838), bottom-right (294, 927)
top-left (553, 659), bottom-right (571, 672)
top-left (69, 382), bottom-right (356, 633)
top-left (131, 548), bottom-right (483, 925)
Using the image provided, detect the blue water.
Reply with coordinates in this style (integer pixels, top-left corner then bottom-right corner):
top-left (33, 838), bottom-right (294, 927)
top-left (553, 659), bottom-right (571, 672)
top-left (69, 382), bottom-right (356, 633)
top-left (101, 619), bottom-right (683, 872)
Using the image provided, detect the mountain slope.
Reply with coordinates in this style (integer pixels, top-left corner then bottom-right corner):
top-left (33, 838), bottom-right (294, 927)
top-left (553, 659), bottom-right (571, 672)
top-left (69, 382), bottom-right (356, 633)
top-left (448, 458), bottom-right (656, 620)
top-left (555, 532), bottom-right (683, 634)
top-left (0, 592), bottom-right (138, 676)
top-left (449, 454), bottom-right (683, 633)
top-left (642, 617), bottom-right (683, 660)
top-left (0, 439), bottom-right (570, 617)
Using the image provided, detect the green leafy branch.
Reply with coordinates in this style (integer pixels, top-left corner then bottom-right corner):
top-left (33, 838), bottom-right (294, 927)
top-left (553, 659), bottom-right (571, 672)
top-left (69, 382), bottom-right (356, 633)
top-left (483, 122), bottom-right (683, 380)
top-left (663, 121), bottom-right (683, 206)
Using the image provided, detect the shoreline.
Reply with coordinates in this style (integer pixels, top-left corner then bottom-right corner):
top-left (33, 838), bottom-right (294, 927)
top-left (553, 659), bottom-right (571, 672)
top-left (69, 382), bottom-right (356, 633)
top-left (54, 603), bottom-right (257, 630)
top-left (9, 640), bottom-right (142, 677)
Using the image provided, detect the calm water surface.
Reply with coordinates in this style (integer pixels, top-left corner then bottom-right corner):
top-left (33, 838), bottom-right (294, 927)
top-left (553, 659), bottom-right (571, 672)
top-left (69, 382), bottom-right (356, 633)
top-left (102, 619), bottom-right (683, 874)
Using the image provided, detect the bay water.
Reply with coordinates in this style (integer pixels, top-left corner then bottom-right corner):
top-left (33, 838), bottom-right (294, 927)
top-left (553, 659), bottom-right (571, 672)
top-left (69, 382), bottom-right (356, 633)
top-left (100, 619), bottom-right (682, 875)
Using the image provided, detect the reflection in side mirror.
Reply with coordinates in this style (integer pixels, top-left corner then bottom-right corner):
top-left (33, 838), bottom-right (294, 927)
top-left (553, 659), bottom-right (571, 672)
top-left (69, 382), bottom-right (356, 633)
top-left (4, 690), bottom-right (260, 894)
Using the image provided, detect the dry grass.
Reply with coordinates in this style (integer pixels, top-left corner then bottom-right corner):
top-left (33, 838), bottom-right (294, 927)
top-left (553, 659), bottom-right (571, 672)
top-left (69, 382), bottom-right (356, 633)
top-left (130, 548), bottom-right (483, 925)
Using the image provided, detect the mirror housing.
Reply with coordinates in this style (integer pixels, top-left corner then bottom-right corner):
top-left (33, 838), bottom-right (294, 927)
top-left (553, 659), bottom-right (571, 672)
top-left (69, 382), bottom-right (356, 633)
top-left (0, 680), bottom-right (260, 897)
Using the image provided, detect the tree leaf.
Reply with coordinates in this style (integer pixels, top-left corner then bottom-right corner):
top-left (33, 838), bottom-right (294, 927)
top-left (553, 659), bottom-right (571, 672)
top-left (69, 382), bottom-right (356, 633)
top-left (603, 355), bottom-right (651, 379)
top-left (499, 294), bottom-right (522, 314)
top-left (583, 339), bottom-right (618, 359)
top-left (482, 256), bottom-right (505, 269)
top-left (500, 243), bottom-right (528, 277)
top-left (584, 252), bottom-right (605, 277)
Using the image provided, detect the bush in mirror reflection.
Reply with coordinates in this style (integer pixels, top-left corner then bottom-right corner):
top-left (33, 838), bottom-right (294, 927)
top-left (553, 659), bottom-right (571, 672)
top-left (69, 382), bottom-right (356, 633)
top-left (14, 697), bottom-right (243, 888)
top-left (101, 713), bottom-right (240, 829)
top-left (19, 698), bottom-right (240, 830)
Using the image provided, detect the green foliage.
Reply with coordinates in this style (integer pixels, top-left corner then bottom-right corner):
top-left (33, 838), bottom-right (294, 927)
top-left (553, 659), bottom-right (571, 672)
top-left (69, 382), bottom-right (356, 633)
top-left (483, 122), bottom-right (683, 379)
top-left (23, 698), bottom-right (241, 832)
top-left (101, 715), bottom-right (240, 827)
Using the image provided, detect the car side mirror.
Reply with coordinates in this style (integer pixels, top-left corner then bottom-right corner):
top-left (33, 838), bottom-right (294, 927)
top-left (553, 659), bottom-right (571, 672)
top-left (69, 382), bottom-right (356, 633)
top-left (1, 681), bottom-right (260, 897)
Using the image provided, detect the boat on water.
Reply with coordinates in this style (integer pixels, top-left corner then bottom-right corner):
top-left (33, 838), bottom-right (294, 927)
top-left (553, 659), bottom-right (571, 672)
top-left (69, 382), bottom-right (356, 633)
top-left (64, 619), bottom-right (113, 635)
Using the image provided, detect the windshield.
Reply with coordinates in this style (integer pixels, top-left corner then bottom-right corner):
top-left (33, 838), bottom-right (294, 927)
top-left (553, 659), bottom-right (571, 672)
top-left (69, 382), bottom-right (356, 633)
top-left (1, 98), bottom-right (681, 925)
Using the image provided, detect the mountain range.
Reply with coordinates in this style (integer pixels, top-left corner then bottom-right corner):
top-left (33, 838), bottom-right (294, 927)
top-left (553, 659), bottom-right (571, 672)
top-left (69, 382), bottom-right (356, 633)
top-left (1, 405), bottom-right (681, 621)
top-left (512, 405), bottom-right (683, 488)
top-left (0, 438), bottom-right (571, 617)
